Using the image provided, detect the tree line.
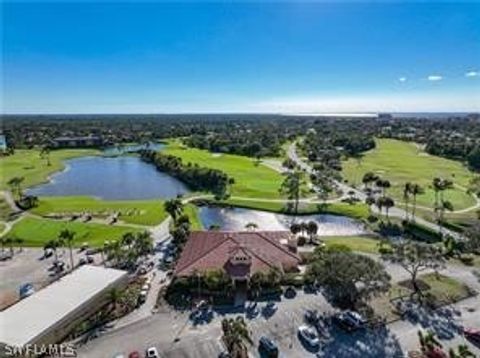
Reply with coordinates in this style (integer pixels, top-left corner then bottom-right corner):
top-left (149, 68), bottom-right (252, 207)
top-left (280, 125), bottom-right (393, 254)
top-left (141, 150), bottom-right (233, 199)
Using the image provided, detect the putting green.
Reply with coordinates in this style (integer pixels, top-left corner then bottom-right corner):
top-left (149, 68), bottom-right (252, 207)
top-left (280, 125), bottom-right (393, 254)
top-left (4, 216), bottom-right (141, 247)
top-left (163, 142), bottom-right (284, 198)
top-left (343, 139), bottom-right (476, 211)
top-left (0, 149), bottom-right (99, 191)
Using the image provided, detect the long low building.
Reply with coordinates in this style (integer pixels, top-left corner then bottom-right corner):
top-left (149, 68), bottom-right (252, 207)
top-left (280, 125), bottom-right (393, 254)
top-left (0, 265), bottom-right (127, 356)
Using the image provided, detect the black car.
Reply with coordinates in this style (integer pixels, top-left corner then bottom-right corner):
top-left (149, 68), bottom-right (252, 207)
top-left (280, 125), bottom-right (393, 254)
top-left (334, 311), bottom-right (367, 332)
top-left (258, 336), bottom-right (279, 357)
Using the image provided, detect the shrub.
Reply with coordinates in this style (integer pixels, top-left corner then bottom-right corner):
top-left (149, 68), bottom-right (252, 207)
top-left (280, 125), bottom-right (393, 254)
top-left (297, 236), bottom-right (307, 246)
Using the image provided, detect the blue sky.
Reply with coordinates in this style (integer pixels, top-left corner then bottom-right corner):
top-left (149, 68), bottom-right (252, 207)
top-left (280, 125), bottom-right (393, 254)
top-left (2, 2), bottom-right (480, 114)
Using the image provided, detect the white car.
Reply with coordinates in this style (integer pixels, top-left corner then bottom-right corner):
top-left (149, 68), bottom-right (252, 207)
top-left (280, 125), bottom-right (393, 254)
top-left (298, 325), bottom-right (320, 347)
top-left (146, 347), bottom-right (159, 358)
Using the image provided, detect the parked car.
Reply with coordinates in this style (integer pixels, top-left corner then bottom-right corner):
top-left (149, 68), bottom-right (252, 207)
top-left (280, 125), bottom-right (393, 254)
top-left (128, 351), bottom-right (140, 358)
top-left (284, 286), bottom-right (296, 298)
top-left (334, 311), bottom-right (367, 331)
top-left (218, 352), bottom-right (231, 358)
top-left (146, 347), bottom-right (159, 358)
top-left (19, 283), bottom-right (35, 299)
top-left (304, 309), bottom-right (320, 324)
top-left (265, 301), bottom-right (277, 312)
top-left (138, 290), bottom-right (148, 305)
top-left (86, 255), bottom-right (94, 263)
top-left (79, 257), bottom-right (87, 265)
top-left (464, 328), bottom-right (480, 345)
top-left (258, 336), bottom-right (279, 357)
top-left (44, 248), bottom-right (54, 258)
top-left (298, 325), bottom-right (320, 347)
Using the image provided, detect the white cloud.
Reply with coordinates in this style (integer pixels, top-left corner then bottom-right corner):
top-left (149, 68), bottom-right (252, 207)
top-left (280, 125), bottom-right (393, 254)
top-left (427, 75), bottom-right (443, 81)
top-left (398, 77), bottom-right (407, 82)
top-left (465, 71), bottom-right (479, 77)
top-left (251, 92), bottom-right (480, 113)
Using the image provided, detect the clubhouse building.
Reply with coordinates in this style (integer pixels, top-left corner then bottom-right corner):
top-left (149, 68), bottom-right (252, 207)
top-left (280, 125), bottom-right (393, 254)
top-left (174, 231), bottom-right (301, 282)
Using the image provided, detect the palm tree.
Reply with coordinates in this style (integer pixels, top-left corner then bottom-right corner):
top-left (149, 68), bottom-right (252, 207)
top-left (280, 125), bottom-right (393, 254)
top-left (221, 316), bottom-right (253, 358)
top-left (40, 146), bottom-right (51, 166)
top-left (306, 221), bottom-right (318, 244)
top-left (7, 176), bottom-right (25, 200)
top-left (4, 237), bottom-right (14, 257)
top-left (362, 172), bottom-right (378, 190)
top-left (133, 231), bottom-right (153, 260)
top-left (383, 197), bottom-right (395, 220)
top-left (432, 177), bottom-right (444, 213)
top-left (410, 184), bottom-right (424, 222)
top-left (365, 195), bottom-right (376, 215)
top-left (164, 198), bottom-right (184, 224)
top-left (403, 182), bottom-right (412, 220)
top-left (121, 232), bottom-right (135, 250)
top-left (59, 229), bottom-right (76, 271)
top-left (376, 178), bottom-right (391, 197)
top-left (279, 170), bottom-right (306, 216)
top-left (14, 238), bottom-right (24, 252)
top-left (289, 222), bottom-right (301, 235)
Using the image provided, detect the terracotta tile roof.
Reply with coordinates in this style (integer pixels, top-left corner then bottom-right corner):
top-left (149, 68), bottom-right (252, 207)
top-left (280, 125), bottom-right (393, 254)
top-left (174, 231), bottom-right (300, 278)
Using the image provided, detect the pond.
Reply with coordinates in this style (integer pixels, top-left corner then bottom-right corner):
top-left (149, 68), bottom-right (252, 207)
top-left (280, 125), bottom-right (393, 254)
top-left (198, 206), bottom-right (367, 236)
top-left (27, 156), bottom-right (190, 200)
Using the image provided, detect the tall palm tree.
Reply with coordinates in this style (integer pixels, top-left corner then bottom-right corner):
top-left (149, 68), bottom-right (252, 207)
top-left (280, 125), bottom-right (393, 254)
top-left (164, 198), bottom-right (184, 224)
top-left (432, 177), bottom-right (443, 211)
top-left (221, 316), bottom-right (253, 358)
top-left (410, 184), bottom-right (424, 222)
top-left (403, 182), bottom-right (412, 220)
top-left (4, 237), bottom-right (14, 257)
top-left (306, 220), bottom-right (318, 244)
top-left (59, 229), bottom-right (76, 271)
top-left (365, 195), bottom-right (376, 215)
top-left (40, 146), bottom-right (51, 166)
top-left (279, 170), bottom-right (306, 216)
top-left (383, 197), bottom-right (395, 220)
top-left (7, 176), bottom-right (25, 200)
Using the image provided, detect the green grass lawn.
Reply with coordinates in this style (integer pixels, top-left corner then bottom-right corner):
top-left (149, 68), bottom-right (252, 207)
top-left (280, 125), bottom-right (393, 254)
top-left (31, 196), bottom-right (168, 226)
top-left (343, 139), bottom-right (476, 211)
top-left (4, 216), bottom-right (141, 247)
top-left (371, 273), bottom-right (473, 322)
top-left (323, 235), bottom-right (381, 254)
top-left (163, 142), bottom-right (284, 198)
top-left (0, 148), bottom-right (100, 190)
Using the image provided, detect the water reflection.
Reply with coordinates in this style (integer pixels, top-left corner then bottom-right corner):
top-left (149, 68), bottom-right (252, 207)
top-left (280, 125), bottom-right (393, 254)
top-left (198, 206), bottom-right (366, 236)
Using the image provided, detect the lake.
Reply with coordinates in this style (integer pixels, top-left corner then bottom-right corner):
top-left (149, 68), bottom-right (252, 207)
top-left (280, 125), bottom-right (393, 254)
top-left (27, 156), bottom-right (190, 200)
top-left (198, 206), bottom-right (367, 236)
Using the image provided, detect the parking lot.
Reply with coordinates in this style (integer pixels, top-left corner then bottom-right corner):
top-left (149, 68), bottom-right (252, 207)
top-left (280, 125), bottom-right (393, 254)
top-left (0, 246), bottom-right (101, 309)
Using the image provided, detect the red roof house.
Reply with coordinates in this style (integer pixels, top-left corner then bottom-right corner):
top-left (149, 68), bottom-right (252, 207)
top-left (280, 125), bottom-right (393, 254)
top-left (174, 231), bottom-right (301, 280)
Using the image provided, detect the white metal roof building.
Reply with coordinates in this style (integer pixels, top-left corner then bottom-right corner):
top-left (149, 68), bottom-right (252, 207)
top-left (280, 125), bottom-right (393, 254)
top-left (0, 265), bottom-right (127, 350)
